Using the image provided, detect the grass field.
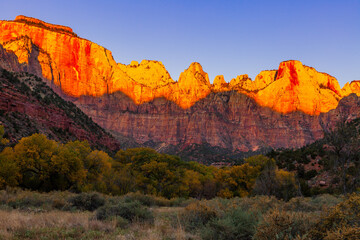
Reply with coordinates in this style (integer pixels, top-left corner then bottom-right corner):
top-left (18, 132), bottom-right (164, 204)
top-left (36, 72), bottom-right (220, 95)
top-left (0, 189), bottom-right (358, 240)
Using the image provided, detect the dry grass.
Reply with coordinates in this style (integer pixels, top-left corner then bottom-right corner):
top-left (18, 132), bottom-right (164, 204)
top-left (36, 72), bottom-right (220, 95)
top-left (112, 206), bottom-right (198, 240)
top-left (0, 210), bottom-right (116, 239)
top-left (0, 207), bottom-right (197, 240)
top-left (118, 215), bottom-right (197, 240)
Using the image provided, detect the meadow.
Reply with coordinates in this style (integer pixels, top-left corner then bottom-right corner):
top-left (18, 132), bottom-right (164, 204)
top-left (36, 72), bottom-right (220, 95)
top-left (0, 189), bottom-right (358, 239)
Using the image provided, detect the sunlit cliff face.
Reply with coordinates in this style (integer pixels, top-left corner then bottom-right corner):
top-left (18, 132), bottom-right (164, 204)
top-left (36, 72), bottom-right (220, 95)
top-left (0, 16), bottom-right (359, 115)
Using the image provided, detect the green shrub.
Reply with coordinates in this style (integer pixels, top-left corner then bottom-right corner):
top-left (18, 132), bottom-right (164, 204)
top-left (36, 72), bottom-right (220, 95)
top-left (283, 194), bottom-right (341, 212)
top-left (121, 192), bottom-right (194, 207)
top-left (238, 195), bottom-right (281, 214)
top-left (201, 208), bottom-right (257, 240)
top-left (168, 197), bottom-right (195, 207)
top-left (95, 200), bottom-right (154, 224)
top-left (0, 189), bottom-right (74, 211)
top-left (284, 197), bottom-right (316, 212)
top-left (253, 209), bottom-right (317, 240)
top-left (323, 225), bottom-right (360, 240)
top-left (68, 192), bottom-right (105, 211)
top-left (304, 170), bottom-right (317, 180)
top-left (122, 192), bottom-right (170, 207)
top-left (7, 194), bottom-right (46, 209)
top-left (180, 201), bottom-right (217, 232)
top-left (114, 216), bottom-right (130, 228)
top-left (309, 194), bottom-right (342, 210)
top-left (310, 193), bottom-right (360, 239)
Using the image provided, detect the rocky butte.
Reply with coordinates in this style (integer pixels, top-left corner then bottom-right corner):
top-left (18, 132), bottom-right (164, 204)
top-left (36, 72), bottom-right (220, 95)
top-left (1, 15), bottom-right (360, 154)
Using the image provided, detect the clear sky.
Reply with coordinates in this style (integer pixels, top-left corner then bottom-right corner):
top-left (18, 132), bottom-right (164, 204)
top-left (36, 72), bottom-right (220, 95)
top-left (1, 0), bottom-right (359, 86)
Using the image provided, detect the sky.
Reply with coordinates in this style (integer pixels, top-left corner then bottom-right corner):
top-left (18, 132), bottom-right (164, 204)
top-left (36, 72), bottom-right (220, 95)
top-left (0, 0), bottom-right (359, 87)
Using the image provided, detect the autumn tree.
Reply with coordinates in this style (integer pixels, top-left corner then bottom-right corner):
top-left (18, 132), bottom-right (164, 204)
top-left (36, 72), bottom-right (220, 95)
top-left (13, 133), bottom-right (58, 190)
top-left (251, 155), bottom-right (298, 200)
top-left (183, 169), bottom-right (202, 198)
top-left (112, 148), bottom-right (219, 198)
top-left (110, 148), bottom-right (159, 195)
top-left (82, 150), bottom-right (112, 192)
top-left (11, 136), bottom-right (95, 191)
top-left (252, 157), bottom-right (278, 197)
top-left (50, 142), bottom-right (88, 191)
top-left (0, 147), bottom-right (20, 188)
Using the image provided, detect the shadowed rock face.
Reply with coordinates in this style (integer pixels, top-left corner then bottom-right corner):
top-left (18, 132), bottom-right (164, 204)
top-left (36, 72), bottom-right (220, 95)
top-left (74, 90), bottom-right (360, 152)
top-left (1, 16), bottom-right (360, 154)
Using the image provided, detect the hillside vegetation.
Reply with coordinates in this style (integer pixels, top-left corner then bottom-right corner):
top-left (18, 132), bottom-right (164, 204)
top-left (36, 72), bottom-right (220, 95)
top-left (0, 109), bottom-right (360, 239)
top-left (1, 116), bottom-right (360, 198)
top-left (0, 68), bottom-right (120, 152)
top-left (0, 128), bottom-right (298, 200)
top-left (0, 189), bottom-right (358, 239)
top-left (268, 119), bottom-right (360, 195)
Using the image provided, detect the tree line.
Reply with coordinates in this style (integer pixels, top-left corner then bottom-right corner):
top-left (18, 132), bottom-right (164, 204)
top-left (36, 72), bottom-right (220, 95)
top-left (0, 126), bottom-right (298, 200)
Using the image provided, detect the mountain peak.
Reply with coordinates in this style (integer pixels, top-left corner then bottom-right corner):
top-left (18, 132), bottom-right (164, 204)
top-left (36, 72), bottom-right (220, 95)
top-left (1, 16), bottom-right (359, 115)
top-left (213, 75), bottom-right (226, 86)
top-left (187, 62), bottom-right (205, 72)
top-left (229, 74), bottom-right (251, 89)
top-left (14, 15), bottom-right (76, 36)
top-left (179, 62), bottom-right (210, 86)
top-left (118, 59), bottom-right (174, 88)
top-left (276, 60), bottom-right (303, 84)
top-left (252, 60), bottom-right (345, 114)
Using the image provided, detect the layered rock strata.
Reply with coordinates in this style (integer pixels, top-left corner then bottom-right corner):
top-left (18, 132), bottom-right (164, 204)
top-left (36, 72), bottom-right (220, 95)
top-left (0, 45), bottom-right (120, 151)
top-left (1, 16), bottom-right (360, 152)
top-left (75, 90), bottom-right (360, 152)
top-left (1, 16), bottom-right (359, 115)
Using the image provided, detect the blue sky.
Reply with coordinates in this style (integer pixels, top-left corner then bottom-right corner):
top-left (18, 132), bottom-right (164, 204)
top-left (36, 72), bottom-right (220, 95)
top-left (1, 0), bottom-right (359, 86)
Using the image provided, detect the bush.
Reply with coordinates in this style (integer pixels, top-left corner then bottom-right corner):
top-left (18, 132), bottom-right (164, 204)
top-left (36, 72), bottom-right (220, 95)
top-left (309, 194), bottom-right (342, 209)
top-left (310, 193), bottom-right (360, 239)
top-left (122, 192), bottom-right (171, 207)
top-left (0, 189), bottom-right (73, 211)
top-left (68, 192), bottom-right (105, 211)
top-left (114, 216), bottom-right (130, 228)
top-left (201, 208), bottom-right (258, 240)
top-left (95, 199), bottom-right (154, 224)
top-left (238, 196), bottom-right (281, 214)
top-left (283, 194), bottom-right (341, 212)
top-left (304, 170), bottom-right (317, 180)
top-left (324, 225), bottom-right (360, 240)
top-left (180, 201), bottom-right (217, 232)
top-left (7, 196), bottom-right (45, 209)
top-left (253, 209), bottom-right (317, 240)
top-left (121, 192), bottom-right (194, 207)
top-left (284, 197), bottom-right (316, 212)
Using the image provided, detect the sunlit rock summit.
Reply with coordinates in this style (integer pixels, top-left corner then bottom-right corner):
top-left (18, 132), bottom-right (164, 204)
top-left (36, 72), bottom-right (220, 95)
top-left (1, 16), bottom-right (360, 154)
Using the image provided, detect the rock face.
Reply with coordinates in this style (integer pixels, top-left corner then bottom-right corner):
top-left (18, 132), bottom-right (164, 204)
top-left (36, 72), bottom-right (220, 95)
top-left (0, 16), bottom-right (212, 110)
top-left (1, 16), bottom-right (360, 154)
top-left (75, 90), bottom-right (360, 152)
top-left (249, 61), bottom-right (342, 115)
top-left (1, 16), bottom-right (359, 114)
top-left (0, 45), bottom-right (121, 151)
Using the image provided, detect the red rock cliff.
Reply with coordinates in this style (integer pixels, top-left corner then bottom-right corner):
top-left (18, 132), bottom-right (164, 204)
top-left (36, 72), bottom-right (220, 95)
top-left (1, 16), bottom-right (359, 116)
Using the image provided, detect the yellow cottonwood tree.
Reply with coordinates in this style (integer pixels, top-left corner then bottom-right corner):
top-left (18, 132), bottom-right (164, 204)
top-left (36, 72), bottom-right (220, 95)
top-left (82, 150), bottom-right (111, 192)
top-left (13, 133), bottom-right (58, 190)
top-left (0, 147), bottom-right (20, 188)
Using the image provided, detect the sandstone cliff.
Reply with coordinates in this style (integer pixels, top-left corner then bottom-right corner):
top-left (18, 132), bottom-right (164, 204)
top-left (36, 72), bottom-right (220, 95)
top-left (1, 16), bottom-right (359, 116)
top-left (0, 45), bottom-right (122, 151)
top-left (1, 16), bottom-right (360, 155)
top-left (74, 87), bottom-right (360, 152)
